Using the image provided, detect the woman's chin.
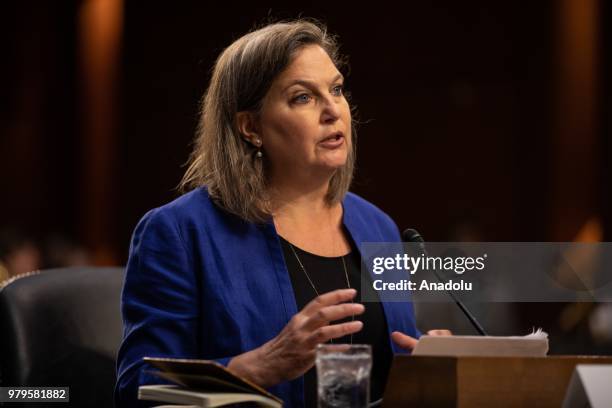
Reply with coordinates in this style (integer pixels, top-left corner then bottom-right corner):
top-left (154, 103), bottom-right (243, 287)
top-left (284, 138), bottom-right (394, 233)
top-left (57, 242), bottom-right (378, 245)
top-left (315, 150), bottom-right (348, 170)
top-left (315, 159), bottom-right (347, 174)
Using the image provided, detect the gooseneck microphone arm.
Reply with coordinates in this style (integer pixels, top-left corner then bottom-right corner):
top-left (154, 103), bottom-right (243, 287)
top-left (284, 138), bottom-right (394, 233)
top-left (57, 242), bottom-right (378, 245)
top-left (402, 228), bottom-right (488, 336)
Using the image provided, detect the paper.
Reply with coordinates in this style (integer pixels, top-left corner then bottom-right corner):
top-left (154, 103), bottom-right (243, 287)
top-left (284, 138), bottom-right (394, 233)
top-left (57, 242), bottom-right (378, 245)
top-left (412, 329), bottom-right (549, 357)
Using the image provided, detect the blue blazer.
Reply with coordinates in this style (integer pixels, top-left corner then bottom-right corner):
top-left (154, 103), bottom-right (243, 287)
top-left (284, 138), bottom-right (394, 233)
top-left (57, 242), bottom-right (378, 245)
top-left (115, 188), bottom-right (420, 407)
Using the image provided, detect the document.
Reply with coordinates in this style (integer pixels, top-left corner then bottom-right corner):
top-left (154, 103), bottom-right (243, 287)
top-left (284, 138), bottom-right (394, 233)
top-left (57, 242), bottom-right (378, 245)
top-left (412, 328), bottom-right (549, 357)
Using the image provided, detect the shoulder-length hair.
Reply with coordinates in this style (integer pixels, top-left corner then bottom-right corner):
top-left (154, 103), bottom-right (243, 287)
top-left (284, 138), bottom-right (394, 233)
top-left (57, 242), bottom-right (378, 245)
top-left (179, 19), bottom-right (357, 223)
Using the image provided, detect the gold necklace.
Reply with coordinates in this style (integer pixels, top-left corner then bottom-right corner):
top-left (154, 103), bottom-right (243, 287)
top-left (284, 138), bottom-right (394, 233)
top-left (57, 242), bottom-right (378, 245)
top-left (288, 242), bottom-right (354, 345)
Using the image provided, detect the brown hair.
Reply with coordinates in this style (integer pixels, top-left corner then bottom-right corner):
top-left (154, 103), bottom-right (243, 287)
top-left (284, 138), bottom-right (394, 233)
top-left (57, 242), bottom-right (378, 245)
top-left (180, 19), bottom-right (357, 222)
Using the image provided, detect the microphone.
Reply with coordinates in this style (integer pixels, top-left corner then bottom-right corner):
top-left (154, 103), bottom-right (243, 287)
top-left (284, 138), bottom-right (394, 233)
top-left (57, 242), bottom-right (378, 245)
top-left (402, 228), bottom-right (488, 336)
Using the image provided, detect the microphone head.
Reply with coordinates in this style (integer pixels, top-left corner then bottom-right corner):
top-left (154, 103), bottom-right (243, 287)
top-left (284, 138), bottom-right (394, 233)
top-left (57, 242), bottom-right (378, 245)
top-left (402, 228), bottom-right (424, 243)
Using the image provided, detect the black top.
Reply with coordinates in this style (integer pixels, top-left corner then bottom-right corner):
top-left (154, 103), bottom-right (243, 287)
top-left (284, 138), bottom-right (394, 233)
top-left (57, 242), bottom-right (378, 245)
top-left (280, 236), bottom-right (392, 407)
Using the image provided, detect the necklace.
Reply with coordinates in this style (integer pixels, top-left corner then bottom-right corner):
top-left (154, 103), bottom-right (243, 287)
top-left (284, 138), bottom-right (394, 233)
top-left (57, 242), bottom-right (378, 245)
top-left (288, 242), bottom-right (354, 345)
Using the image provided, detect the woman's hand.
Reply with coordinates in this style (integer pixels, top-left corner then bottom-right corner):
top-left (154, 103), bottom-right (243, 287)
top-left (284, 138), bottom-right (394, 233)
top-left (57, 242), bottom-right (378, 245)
top-left (227, 288), bottom-right (364, 388)
top-left (391, 329), bottom-right (452, 351)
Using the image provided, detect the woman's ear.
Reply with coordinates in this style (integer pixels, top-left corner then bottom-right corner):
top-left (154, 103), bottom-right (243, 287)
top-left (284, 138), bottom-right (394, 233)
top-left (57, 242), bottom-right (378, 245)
top-left (235, 111), bottom-right (262, 147)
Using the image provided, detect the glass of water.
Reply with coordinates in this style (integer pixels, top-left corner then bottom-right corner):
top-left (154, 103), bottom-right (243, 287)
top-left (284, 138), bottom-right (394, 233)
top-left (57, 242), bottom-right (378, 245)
top-left (316, 344), bottom-right (372, 408)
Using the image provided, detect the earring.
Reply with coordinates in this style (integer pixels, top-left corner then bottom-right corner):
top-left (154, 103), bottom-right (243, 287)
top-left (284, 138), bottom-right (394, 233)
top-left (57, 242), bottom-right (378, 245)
top-left (254, 139), bottom-right (262, 158)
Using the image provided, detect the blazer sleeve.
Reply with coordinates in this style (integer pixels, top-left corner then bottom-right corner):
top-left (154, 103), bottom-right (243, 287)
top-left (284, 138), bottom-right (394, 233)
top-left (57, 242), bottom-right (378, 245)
top-left (114, 208), bottom-right (231, 407)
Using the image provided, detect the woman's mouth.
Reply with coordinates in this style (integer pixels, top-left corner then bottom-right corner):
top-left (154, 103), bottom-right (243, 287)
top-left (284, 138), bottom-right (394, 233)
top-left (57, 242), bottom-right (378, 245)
top-left (318, 132), bottom-right (345, 149)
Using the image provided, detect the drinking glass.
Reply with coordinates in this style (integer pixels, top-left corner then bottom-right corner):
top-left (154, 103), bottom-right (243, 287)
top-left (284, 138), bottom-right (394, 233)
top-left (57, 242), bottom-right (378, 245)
top-left (316, 344), bottom-right (372, 408)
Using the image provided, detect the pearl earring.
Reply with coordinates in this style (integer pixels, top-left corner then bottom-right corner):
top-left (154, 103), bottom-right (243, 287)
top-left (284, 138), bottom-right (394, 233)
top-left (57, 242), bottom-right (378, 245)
top-left (254, 139), bottom-right (262, 158)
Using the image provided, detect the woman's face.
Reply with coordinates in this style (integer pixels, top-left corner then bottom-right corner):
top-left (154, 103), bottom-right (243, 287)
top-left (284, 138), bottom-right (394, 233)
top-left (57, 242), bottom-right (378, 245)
top-left (257, 45), bottom-right (351, 181)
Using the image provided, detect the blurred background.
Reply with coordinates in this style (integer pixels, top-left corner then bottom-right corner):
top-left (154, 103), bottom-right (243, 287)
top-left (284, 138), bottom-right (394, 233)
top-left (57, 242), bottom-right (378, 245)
top-left (1, 1), bottom-right (611, 353)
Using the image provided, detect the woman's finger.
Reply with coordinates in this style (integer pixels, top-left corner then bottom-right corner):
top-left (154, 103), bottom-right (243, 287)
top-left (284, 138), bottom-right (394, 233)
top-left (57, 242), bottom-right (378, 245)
top-left (302, 303), bottom-right (365, 330)
top-left (391, 331), bottom-right (419, 350)
top-left (301, 288), bottom-right (357, 316)
top-left (305, 320), bottom-right (363, 347)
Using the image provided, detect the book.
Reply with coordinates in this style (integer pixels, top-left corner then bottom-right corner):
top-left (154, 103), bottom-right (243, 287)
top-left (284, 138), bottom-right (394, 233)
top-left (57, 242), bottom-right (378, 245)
top-left (137, 357), bottom-right (282, 408)
top-left (412, 328), bottom-right (549, 357)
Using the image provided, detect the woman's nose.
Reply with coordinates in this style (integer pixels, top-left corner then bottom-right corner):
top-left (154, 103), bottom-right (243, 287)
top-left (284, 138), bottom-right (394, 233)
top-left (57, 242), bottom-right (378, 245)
top-left (320, 97), bottom-right (341, 124)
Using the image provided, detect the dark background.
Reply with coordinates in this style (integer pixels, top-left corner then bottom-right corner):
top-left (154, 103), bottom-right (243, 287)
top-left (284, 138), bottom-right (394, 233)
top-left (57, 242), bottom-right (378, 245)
top-left (1, 1), bottom-right (611, 352)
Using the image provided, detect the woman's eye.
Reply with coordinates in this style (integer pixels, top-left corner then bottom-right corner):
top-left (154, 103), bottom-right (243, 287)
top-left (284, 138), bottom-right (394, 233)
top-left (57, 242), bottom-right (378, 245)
top-left (332, 84), bottom-right (344, 96)
top-left (293, 93), bottom-right (311, 104)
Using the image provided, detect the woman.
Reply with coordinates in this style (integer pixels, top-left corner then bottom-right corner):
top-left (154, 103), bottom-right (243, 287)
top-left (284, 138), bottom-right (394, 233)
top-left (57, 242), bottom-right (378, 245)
top-left (115, 19), bottom-right (435, 407)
